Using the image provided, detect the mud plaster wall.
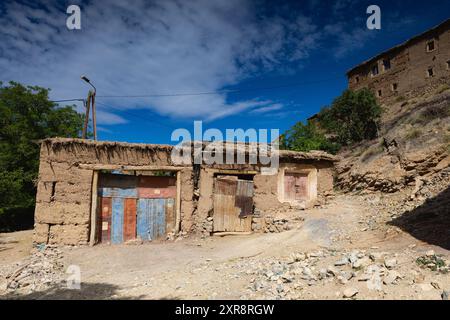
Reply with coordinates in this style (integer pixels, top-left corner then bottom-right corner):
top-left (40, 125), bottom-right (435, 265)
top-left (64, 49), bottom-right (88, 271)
top-left (348, 24), bottom-right (450, 103)
top-left (196, 160), bottom-right (335, 233)
top-left (34, 140), bottom-right (193, 245)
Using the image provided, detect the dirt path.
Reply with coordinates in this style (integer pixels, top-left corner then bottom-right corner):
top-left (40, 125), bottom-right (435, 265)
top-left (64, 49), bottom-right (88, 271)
top-left (1, 193), bottom-right (449, 299)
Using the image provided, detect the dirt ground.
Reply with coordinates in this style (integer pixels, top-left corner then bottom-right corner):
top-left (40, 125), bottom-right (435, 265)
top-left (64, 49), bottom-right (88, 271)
top-left (0, 231), bottom-right (33, 265)
top-left (0, 192), bottom-right (449, 300)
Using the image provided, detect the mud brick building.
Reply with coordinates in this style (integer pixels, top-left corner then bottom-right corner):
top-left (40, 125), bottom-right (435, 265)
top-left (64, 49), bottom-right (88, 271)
top-left (347, 19), bottom-right (450, 102)
top-left (33, 138), bottom-right (336, 245)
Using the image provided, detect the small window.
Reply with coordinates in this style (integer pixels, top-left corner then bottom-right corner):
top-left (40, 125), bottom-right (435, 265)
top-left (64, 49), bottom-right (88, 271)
top-left (377, 90), bottom-right (382, 97)
top-left (427, 68), bottom-right (434, 77)
top-left (427, 40), bottom-right (435, 52)
top-left (371, 65), bottom-right (379, 77)
top-left (447, 60), bottom-right (450, 70)
top-left (383, 59), bottom-right (391, 71)
top-left (391, 83), bottom-right (398, 92)
top-left (355, 76), bottom-right (360, 84)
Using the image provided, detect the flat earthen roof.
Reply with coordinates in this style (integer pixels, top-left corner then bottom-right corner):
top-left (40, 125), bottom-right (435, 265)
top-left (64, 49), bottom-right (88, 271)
top-left (41, 138), bottom-right (338, 162)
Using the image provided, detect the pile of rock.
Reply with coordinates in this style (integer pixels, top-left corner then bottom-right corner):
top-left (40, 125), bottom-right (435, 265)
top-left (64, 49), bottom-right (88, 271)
top-left (262, 217), bottom-right (291, 233)
top-left (242, 249), bottom-right (422, 299)
top-left (0, 245), bottom-right (65, 296)
top-left (199, 216), bottom-right (214, 237)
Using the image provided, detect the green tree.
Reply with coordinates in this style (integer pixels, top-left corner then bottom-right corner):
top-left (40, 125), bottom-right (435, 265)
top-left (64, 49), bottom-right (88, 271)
top-left (281, 121), bottom-right (341, 154)
top-left (319, 88), bottom-right (382, 145)
top-left (0, 82), bottom-right (83, 231)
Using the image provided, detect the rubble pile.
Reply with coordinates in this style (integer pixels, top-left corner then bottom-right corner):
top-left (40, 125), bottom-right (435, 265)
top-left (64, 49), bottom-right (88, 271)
top-left (0, 245), bottom-right (65, 296)
top-left (262, 217), bottom-right (291, 233)
top-left (235, 248), bottom-right (449, 300)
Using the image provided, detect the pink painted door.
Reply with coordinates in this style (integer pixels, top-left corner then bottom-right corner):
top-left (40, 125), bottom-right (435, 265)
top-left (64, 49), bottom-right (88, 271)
top-left (284, 173), bottom-right (309, 201)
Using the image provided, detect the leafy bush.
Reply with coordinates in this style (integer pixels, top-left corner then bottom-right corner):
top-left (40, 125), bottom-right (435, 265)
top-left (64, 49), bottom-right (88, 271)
top-left (282, 89), bottom-right (382, 154)
top-left (318, 88), bottom-right (382, 146)
top-left (280, 121), bottom-right (341, 154)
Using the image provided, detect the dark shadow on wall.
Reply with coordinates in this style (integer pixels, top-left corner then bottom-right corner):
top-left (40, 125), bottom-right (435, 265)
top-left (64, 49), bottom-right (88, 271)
top-left (388, 185), bottom-right (450, 250)
top-left (1, 282), bottom-right (147, 300)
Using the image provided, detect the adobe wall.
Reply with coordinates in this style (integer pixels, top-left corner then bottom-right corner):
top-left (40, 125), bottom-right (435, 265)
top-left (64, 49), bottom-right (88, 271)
top-left (34, 139), bottom-right (336, 244)
top-left (196, 160), bottom-right (335, 235)
top-left (348, 23), bottom-right (450, 103)
top-left (33, 139), bottom-right (193, 245)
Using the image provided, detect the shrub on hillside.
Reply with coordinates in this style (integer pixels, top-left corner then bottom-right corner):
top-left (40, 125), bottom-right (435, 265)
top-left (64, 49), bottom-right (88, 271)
top-left (318, 88), bottom-right (382, 146)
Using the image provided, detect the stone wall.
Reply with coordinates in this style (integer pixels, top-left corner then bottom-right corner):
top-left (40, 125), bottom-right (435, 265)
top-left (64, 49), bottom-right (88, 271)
top-left (348, 20), bottom-right (450, 103)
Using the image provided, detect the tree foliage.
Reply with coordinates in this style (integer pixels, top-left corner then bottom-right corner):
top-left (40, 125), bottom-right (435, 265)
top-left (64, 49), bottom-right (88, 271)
top-left (280, 121), bottom-right (341, 154)
top-left (318, 88), bottom-right (382, 145)
top-left (282, 89), bottom-right (382, 154)
top-left (0, 82), bottom-right (83, 230)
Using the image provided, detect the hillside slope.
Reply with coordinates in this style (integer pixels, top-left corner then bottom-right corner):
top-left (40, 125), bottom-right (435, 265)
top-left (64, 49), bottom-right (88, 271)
top-left (336, 86), bottom-right (450, 194)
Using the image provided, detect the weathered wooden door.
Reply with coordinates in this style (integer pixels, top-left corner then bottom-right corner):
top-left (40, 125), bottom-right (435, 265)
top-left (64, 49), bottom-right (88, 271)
top-left (284, 173), bottom-right (309, 201)
top-left (97, 174), bottom-right (176, 244)
top-left (213, 176), bottom-right (253, 232)
top-left (98, 175), bottom-right (138, 244)
top-left (137, 198), bottom-right (171, 241)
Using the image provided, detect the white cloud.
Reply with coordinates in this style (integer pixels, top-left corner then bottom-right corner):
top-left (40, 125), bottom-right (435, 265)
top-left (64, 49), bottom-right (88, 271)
top-left (249, 103), bottom-right (283, 114)
top-left (0, 0), bottom-right (378, 124)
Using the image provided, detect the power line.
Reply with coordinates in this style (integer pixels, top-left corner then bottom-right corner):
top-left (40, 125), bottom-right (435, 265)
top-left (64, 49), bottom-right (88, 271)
top-left (50, 75), bottom-right (342, 103)
top-left (95, 76), bottom-right (341, 99)
top-left (51, 98), bottom-right (85, 103)
top-left (95, 101), bottom-right (176, 130)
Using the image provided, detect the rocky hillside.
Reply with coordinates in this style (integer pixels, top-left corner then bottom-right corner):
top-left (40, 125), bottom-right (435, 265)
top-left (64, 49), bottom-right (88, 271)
top-left (336, 85), bottom-right (450, 194)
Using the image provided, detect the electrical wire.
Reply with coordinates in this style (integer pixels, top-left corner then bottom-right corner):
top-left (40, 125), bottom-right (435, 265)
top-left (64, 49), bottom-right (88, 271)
top-left (95, 101), bottom-right (177, 130)
top-left (95, 76), bottom-right (341, 98)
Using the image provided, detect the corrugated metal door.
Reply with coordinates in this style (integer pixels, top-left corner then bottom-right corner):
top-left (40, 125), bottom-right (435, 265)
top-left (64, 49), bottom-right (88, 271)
top-left (213, 176), bottom-right (253, 232)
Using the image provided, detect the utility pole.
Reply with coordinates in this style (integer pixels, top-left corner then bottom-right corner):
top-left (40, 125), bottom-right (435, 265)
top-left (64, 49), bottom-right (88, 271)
top-left (81, 76), bottom-right (97, 140)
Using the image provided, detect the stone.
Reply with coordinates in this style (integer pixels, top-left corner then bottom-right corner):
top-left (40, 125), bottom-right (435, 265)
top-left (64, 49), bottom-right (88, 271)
top-left (384, 258), bottom-right (397, 269)
top-left (353, 257), bottom-right (372, 269)
top-left (290, 252), bottom-right (306, 263)
top-left (327, 266), bottom-right (339, 277)
top-left (425, 250), bottom-right (435, 257)
top-left (369, 252), bottom-right (384, 261)
top-left (442, 290), bottom-right (449, 301)
top-left (343, 287), bottom-right (358, 298)
top-left (383, 271), bottom-right (401, 285)
top-left (348, 251), bottom-right (359, 264)
top-left (419, 283), bottom-right (434, 292)
top-left (334, 257), bottom-right (349, 266)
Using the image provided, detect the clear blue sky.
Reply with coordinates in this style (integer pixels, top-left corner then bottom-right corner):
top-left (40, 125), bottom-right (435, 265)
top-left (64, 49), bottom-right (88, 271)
top-left (1, 0), bottom-right (449, 144)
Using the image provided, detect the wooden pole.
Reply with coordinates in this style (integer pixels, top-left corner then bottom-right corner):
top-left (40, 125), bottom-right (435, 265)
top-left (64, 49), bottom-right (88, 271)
top-left (82, 92), bottom-right (91, 139)
top-left (89, 171), bottom-right (99, 246)
top-left (176, 171), bottom-right (182, 233)
top-left (91, 92), bottom-right (97, 141)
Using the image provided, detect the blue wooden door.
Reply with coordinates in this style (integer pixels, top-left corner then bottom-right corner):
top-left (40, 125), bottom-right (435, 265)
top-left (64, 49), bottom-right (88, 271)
top-left (137, 199), bottom-right (166, 241)
top-left (111, 198), bottom-right (124, 244)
